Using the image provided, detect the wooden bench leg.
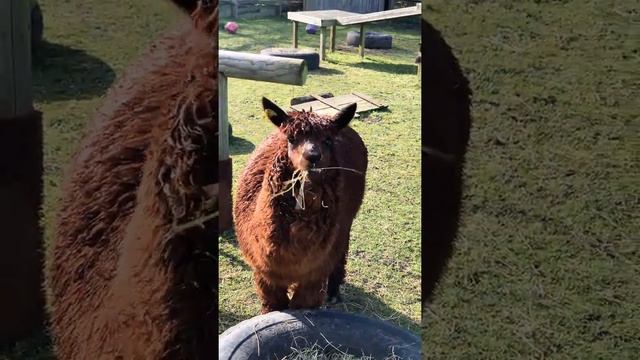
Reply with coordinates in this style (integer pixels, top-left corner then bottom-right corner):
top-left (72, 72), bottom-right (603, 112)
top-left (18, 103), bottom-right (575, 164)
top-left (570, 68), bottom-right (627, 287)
top-left (330, 25), bottom-right (336, 52)
top-left (292, 21), bottom-right (299, 48)
top-left (359, 24), bottom-right (365, 59)
top-left (319, 26), bottom-right (326, 61)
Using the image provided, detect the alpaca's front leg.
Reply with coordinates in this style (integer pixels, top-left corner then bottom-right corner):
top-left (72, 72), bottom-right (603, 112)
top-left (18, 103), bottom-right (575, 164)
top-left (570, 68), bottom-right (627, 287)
top-left (327, 250), bottom-right (347, 304)
top-left (254, 272), bottom-right (289, 314)
top-left (327, 227), bottom-right (350, 304)
top-left (289, 280), bottom-right (325, 310)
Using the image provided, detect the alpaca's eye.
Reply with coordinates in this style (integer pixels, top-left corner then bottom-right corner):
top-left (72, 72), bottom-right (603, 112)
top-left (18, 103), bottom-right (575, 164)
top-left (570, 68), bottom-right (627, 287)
top-left (287, 136), bottom-right (295, 143)
top-left (323, 138), bottom-right (333, 147)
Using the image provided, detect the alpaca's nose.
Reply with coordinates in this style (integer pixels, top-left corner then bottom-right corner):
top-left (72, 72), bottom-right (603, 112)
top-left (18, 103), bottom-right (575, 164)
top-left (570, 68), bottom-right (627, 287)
top-left (303, 146), bottom-right (321, 163)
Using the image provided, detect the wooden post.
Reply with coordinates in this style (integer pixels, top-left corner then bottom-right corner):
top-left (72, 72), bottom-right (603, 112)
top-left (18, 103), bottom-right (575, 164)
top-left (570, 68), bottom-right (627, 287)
top-left (218, 51), bottom-right (308, 231)
top-left (292, 21), bottom-right (298, 48)
top-left (218, 74), bottom-right (233, 230)
top-left (359, 24), bottom-right (365, 58)
top-left (0, 0), bottom-right (45, 345)
top-left (330, 25), bottom-right (336, 52)
top-left (218, 74), bottom-right (229, 161)
top-left (232, 0), bottom-right (238, 18)
top-left (319, 26), bottom-right (326, 61)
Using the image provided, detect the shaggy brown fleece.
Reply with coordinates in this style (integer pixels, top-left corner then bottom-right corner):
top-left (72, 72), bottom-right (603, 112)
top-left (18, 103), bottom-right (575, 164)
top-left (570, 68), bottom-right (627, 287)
top-left (234, 102), bottom-right (367, 314)
top-left (422, 18), bottom-right (473, 303)
top-left (45, 1), bottom-right (218, 359)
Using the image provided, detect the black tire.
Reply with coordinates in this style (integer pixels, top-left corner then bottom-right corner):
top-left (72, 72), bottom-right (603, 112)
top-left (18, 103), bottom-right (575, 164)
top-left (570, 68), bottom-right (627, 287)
top-left (345, 31), bottom-right (393, 50)
top-left (260, 48), bottom-right (320, 71)
top-left (219, 310), bottom-right (420, 360)
top-left (31, 2), bottom-right (44, 51)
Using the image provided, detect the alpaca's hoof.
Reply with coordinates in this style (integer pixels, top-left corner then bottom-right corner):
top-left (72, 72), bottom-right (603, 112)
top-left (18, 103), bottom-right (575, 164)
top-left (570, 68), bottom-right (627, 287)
top-left (326, 294), bottom-right (342, 305)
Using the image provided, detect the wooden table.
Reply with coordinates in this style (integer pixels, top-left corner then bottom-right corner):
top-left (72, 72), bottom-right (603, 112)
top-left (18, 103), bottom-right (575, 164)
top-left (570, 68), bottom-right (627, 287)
top-left (287, 4), bottom-right (422, 61)
top-left (287, 9), bottom-right (357, 61)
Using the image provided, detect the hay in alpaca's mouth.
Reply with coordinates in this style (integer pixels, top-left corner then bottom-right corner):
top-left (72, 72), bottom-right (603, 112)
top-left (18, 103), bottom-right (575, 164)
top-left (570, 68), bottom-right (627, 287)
top-left (271, 167), bottom-right (364, 210)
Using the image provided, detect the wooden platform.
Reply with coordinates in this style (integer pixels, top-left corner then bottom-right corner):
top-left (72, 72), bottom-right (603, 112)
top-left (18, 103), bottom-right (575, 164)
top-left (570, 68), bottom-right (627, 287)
top-left (288, 4), bottom-right (421, 60)
top-left (289, 92), bottom-right (387, 117)
top-left (336, 5), bottom-right (421, 25)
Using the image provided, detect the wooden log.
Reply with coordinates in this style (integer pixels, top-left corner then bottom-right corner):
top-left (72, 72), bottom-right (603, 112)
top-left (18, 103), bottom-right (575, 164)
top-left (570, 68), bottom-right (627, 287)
top-left (0, 0), bottom-right (44, 345)
top-left (219, 50), bottom-right (308, 86)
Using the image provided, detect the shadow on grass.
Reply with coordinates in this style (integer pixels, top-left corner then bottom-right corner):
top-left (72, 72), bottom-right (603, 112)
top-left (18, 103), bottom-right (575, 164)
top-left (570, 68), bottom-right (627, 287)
top-left (219, 308), bottom-right (252, 333)
top-left (347, 60), bottom-right (418, 75)
top-left (229, 135), bottom-right (255, 156)
top-left (0, 329), bottom-right (53, 360)
top-left (331, 283), bottom-right (420, 334)
top-left (219, 228), bottom-right (251, 271)
top-left (32, 41), bottom-right (115, 103)
top-left (219, 42), bottom-right (260, 53)
top-left (219, 229), bottom-right (418, 334)
top-left (311, 67), bottom-right (344, 76)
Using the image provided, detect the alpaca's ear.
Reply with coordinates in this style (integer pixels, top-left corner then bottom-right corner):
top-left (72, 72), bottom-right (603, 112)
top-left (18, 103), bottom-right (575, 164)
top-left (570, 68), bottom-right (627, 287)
top-left (262, 97), bottom-right (288, 127)
top-left (333, 103), bottom-right (357, 129)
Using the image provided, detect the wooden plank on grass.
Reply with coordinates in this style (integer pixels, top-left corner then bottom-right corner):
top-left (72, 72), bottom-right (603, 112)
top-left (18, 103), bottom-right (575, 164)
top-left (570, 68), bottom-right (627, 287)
top-left (311, 94), bottom-right (342, 111)
top-left (352, 92), bottom-right (387, 108)
top-left (290, 93), bottom-right (387, 115)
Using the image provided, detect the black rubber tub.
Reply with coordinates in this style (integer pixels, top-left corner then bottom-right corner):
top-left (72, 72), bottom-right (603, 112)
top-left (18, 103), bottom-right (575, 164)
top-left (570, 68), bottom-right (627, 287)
top-left (219, 310), bottom-right (421, 359)
top-left (260, 48), bottom-right (320, 71)
top-left (346, 31), bottom-right (393, 50)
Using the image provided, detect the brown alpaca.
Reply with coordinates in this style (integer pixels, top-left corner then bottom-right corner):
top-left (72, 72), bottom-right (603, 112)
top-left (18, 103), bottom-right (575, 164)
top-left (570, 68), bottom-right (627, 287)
top-left (422, 18), bottom-right (472, 303)
top-left (234, 98), bottom-right (368, 314)
top-left (45, 1), bottom-right (218, 359)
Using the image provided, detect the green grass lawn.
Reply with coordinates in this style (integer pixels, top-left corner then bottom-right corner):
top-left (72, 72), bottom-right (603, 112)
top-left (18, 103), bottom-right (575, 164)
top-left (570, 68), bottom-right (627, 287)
top-left (2, 0), bottom-right (637, 359)
top-left (424, 0), bottom-right (638, 358)
top-left (1, 1), bottom-right (420, 358)
top-left (218, 17), bottom-right (422, 333)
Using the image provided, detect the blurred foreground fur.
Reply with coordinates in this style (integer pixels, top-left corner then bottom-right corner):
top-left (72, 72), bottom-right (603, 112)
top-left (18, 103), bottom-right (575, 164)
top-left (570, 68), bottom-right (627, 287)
top-left (46, 1), bottom-right (219, 358)
top-left (422, 18), bottom-right (472, 303)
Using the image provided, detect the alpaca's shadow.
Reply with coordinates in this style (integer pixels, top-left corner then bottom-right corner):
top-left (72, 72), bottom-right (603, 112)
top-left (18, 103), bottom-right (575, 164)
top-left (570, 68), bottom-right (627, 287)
top-left (32, 41), bottom-right (115, 103)
top-left (218, 230), bottom-right (419, 334)
top-left (229, 135), bottom-right (255, 156)
top-left (219, 228), bottom-right (250, 271)
top-left (329, 283), bottom-right (420, 334)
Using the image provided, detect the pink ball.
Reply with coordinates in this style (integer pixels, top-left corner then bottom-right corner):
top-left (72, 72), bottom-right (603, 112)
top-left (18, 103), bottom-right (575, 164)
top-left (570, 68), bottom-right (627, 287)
top-left (224, 22), bottom-right (238, 34)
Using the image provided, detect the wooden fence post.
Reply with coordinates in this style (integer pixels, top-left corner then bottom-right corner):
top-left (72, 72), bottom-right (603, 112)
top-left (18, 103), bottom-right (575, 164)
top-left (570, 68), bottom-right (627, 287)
top-left (0, 0), bottom-right (45, 345)
top-left (218, 51), bottom-right (307, 232)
